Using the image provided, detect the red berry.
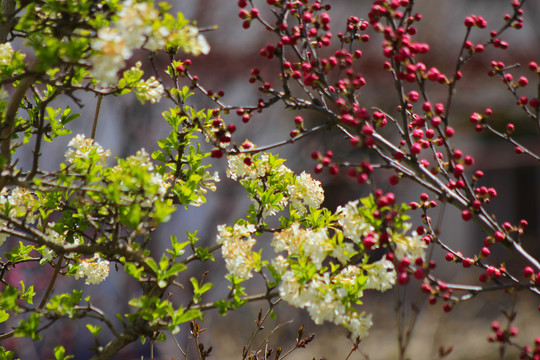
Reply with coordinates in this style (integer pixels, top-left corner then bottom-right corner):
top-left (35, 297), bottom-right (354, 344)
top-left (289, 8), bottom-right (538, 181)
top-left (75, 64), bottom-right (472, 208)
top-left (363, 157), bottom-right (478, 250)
top-left (524, 266), bottom-right (535, 278)
top-left (464, 16), bottom-right (475, 27)
top-left (413, 268), bottom-right (425, 280)
top-left (494, 231), bottom-right (505, 242)
top-left (398, 272), bottom-right (410, 285)
top-left (408, 90), bottom-right (419, 102)
top-left (463, 258), bottom-right (474, 268)
top-left (211, 149), bottom-right (223, 158)
top-left (349, 136), bottom-right (360, 146)
top-left (462, 210), bottom-right (473, 221)
top-left (518, 76), bottom-right (529, 87)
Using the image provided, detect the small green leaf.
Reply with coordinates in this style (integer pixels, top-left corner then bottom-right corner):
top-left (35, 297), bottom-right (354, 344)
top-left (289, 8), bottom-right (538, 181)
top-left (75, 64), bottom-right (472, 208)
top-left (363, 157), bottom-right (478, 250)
top-left (86, 324), bottom-right (103, 338)
top-left (0, 310), bottom-right (9, 323)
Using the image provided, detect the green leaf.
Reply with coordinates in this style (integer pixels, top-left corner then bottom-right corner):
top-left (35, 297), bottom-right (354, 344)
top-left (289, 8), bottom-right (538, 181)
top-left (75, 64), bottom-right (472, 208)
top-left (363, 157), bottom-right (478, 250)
top-left (0, 310), bottom-right (9, 323)
top-left (19, 281), bottom-right (35, 305)
top-left (162, 263), bottom-right (187, 279)
top-left (14, 313), bottom-right (41, 340)
top-left (145, 257), bottom-right (159, 275)
top-left (86, 324), bottom-right (103, 338)
top-left (53, 346), bottom-right (74, 360)
top-left (0, 346), bottom-right (15, 360)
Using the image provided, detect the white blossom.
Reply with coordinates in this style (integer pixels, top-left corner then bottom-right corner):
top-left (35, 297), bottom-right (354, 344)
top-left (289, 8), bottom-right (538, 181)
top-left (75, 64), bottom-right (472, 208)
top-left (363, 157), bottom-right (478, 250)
top-left (278, 270), bottom-right (372, 338)
top-left (393, 230), bottom-right (427, 261)
top-left (226, 153), bottom-right (282, 181)
top-left (90, 28), bottom-right (130, 85)
top-left (364, 258), bottom-right (396, 292)
top-left (0, 42), bottom-right (14, 66)
top-left (216, 224), bottom-right (257, 280)
top-left (132, 74), bottom-right (165, 104)
top-left (332, 241), bottom-right (356, 264)
top-left (336, 200), bottom-right (375, 243)
top-left (341, 312), bottom-right (373, 339)
top-left (74, 254), bottom-right (110, 285)
top-left (271, 255), bottom-right (289, 275)
top-left (287, 171), bottom-right (324, 216)
top-left (272, 223), bottom-right (331, 269)
top-left (334, 265), bottom-right (362, 287)
top-left (179, 26), bottom-right (210, 56)
top-left (65, 134), bottom-right (111, 165)
top-left (90, 0), bottom-right (209, 85)
top-left (0, 187), bottom-right (38, 223)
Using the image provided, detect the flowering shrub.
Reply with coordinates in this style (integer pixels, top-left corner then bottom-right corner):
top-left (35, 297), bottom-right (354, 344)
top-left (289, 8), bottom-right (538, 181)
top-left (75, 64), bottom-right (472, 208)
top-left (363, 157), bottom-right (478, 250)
top-left (0, 0), bottom-right (539, 359)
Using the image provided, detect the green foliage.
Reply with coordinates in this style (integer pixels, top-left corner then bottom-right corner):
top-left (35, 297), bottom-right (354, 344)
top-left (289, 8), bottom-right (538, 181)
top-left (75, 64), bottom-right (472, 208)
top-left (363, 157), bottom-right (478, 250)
top-left (53, 346), bottom-right (74, 360)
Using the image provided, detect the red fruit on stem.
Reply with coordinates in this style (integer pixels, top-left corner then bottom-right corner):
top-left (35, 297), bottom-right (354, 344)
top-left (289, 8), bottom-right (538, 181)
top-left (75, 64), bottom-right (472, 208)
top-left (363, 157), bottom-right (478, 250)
top-left (524, 266), bottom-right (534, 278)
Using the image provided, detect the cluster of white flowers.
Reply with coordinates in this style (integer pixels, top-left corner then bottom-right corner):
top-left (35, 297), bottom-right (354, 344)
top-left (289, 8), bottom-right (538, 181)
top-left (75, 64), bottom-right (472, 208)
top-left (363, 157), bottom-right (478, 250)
top-left (287, 172), bottom-right (324, 216)
top-left (74, 254), bottom-right (110, 285)
top-left (393, 229), bottom-right (427, 260)
top-left (133, 75), bottom-right (164, 104)
top-left (227, 152), bottom-right (325, 217)
top-left (216, 224), bottom-right (257, 280)
top-left (270, 254), bottom-right (288, 275)
top-left (345, 312), bottom-right (373, 339)
top-left (0, 42), bottom-right (14, 66)
top-left (115, 149), bottom-right (170, 207)
top-left (272, 223), bottom-right (331, 269)
top-left (177, 26), bottom-right (211, 56)
top-left (116, 0), bottom-right (166, 51)
top-left (65, 134), bottom-right (111, 165)
top-left (0, 187), bottom-right (38, 223)
top-left (91, 28), bottom-right (130, 85)
top-left (227, 153), bottom-right (287, 181)
top-left (123, 62), bottom-right (165, 104)
top-left (336, 200), bottom-right (375, 243)
top-left (90, 0), bottom-right (161, 84)
top-left (332, 240), bottom-right (356, 264)
top-left (279, 268), bottom-right (372, 339)
top-left (90, 0), bottom-right (209, 85)
top-left (364, 258), bottom-right (396, 292)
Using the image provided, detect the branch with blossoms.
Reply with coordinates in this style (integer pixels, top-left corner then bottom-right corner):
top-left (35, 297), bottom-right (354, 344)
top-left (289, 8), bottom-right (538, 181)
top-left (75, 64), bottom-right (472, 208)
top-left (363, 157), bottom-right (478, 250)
top-left (1, 0), bottom-right (540, 359)
top-left (173, 0), bottom-right (540, 358)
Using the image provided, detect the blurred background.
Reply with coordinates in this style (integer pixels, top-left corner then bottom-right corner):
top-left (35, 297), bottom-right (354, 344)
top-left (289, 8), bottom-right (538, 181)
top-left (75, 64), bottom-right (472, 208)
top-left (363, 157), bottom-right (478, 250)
top-left (4, 0), bottom-right (540, 359)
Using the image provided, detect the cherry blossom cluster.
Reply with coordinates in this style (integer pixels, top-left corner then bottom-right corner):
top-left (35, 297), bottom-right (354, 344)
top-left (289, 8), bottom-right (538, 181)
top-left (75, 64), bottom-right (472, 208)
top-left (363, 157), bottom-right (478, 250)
top-left (90, 0), bottom-right (209, 85)
top-left (218, 146), bottom-right (427, 338)
top-left (73, 254), bottom-right (110, 285)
